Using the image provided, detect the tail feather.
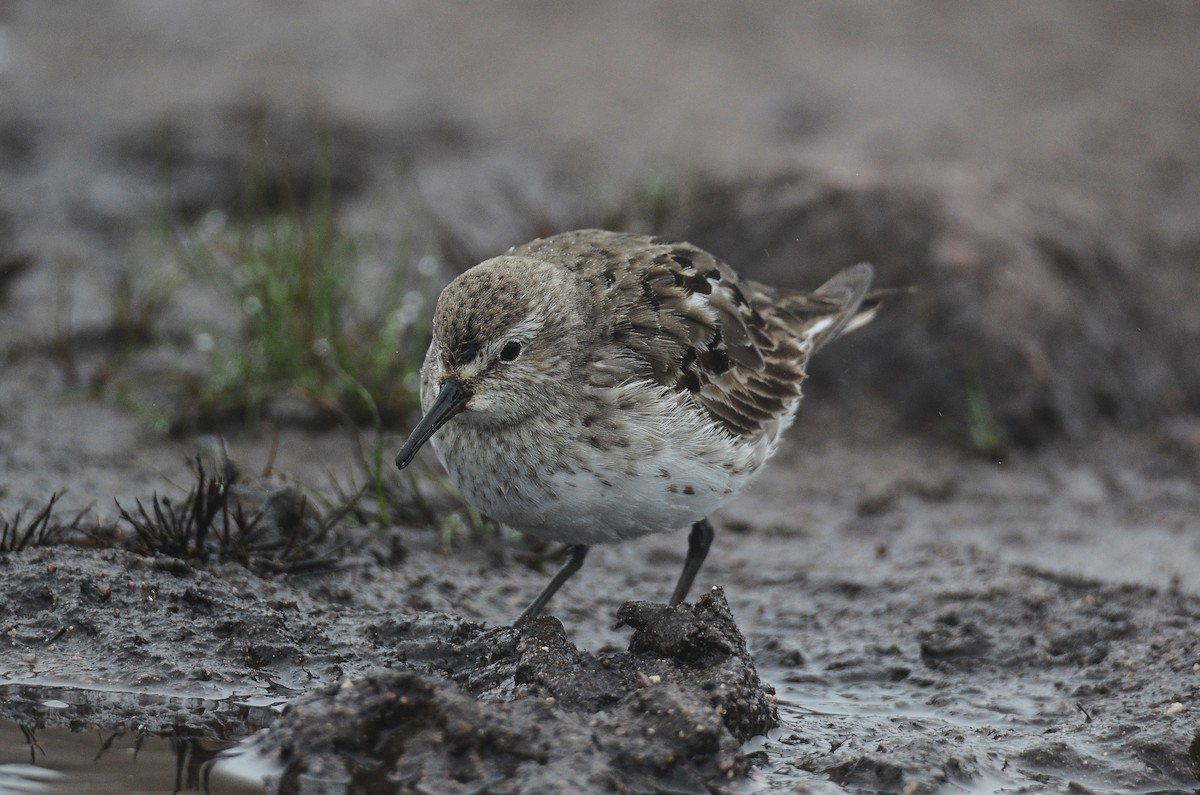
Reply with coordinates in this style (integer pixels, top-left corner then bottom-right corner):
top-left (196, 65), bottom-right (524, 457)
top-left (773, 262), bottom-right (875, 352)
top-left (810, 262), bottom-right (874, 350)
top-left (839, 297), bottom-right (881, 336)
top-left (840, 284), bottom-right (916, 339)
top-left (814, 262), bottom-right (875, 304)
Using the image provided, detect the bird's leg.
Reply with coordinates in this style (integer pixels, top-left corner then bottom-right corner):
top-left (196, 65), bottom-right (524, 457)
top-left (515, 544), bottom-right (589, 626)
top-left (669, 517), bottom-right (715, 606)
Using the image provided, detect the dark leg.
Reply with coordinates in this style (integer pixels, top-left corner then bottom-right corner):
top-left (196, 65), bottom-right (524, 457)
top-left (669, 517), bottom-right (715, 606)
top-left (515, 544), bottom-right (590, 626)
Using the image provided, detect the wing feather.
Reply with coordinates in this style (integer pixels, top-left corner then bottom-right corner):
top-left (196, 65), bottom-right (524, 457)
top-left (508, 230), bottom-right (876, 441)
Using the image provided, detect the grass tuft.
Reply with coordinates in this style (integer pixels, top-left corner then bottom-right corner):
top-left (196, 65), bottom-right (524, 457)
top-left (118, 459), bottom-right (231, 560)
top-left (117, 458), bottom-right (341, 574)
top-left (171, 175), bottom-right (436, 432)
top-left (0, 493), bottom-right (83, 552)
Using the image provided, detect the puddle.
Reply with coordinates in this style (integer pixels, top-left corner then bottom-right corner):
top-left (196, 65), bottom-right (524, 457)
top-left (0, 722), bottom-right (247, 795)
top-left (0, 683), bottom-right (281, 794)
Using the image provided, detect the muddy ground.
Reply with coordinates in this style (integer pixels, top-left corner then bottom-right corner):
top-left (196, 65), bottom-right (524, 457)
top-left (2, 3), bottom-right (1200, 794)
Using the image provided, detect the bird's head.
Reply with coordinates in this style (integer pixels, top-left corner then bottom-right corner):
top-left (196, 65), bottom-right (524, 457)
top-left (394, 255), bottom-right (587, 469)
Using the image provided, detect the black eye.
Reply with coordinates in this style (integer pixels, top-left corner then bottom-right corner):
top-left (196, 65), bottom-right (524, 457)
top-left (499, 341), bottom-right (522, 362)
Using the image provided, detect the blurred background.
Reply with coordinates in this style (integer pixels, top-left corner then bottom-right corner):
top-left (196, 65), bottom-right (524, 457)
top-left (2, 1), bottom-right (1199, 495)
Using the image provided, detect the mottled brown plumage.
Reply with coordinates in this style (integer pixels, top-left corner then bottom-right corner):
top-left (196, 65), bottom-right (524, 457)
top-left (505, 231), bottom-right (876, 440)
top-left (395, 229), bottom-right (878, 624)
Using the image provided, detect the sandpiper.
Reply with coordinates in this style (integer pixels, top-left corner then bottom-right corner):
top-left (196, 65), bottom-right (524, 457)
top-left (395, 229), bottom-right (878, 624)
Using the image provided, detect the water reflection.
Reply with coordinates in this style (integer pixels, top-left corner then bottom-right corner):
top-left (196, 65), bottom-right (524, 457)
top-left (0, 682), bottom-right (282, 794)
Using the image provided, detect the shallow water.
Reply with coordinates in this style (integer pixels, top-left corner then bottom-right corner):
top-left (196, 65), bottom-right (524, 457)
top-left (0, 723), bottom-right (230, 794)
top-left (0, 683), bottom-right (279, 795)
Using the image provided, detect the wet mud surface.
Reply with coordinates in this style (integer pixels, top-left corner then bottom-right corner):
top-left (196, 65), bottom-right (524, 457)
top-left (3, 436), bottom-right (1199, 793)
top-left (254, 594), bottom-right (775, 793)
top-left (754, 556), bottom-right (1200, 793)
top-left (4, 2), bottom-right (1200, 793)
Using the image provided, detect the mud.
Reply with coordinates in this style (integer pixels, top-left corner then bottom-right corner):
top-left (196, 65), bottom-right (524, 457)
top-left (252, 594), bottom-right (774, 793)
top-left (756, 556), bottom-right (1200, 793)
top-left (4, 430), bottom-right (1200, 793)
top-left (3, 3), bottom-right (1200, 794)
top-left (0, 536), bottom-right (777, 792)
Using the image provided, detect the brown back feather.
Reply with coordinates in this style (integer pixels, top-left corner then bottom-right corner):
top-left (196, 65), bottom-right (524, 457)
top-left (507, 230), bottom-right (876, 441)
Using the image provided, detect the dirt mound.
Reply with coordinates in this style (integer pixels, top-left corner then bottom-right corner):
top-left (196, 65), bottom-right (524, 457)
top-left (251, 591), bottom-right (775, 794)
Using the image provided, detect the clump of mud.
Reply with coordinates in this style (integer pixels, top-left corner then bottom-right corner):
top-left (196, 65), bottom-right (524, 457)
top-left (251, 590), bottom-right (776, 794)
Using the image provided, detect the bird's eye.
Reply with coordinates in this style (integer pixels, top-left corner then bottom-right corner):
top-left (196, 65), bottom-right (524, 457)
top-left (499, 341), bottom-right (522, 362)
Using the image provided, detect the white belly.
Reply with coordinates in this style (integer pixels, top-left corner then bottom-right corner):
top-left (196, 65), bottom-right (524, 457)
top-left (537, 448), bottom-right (739, 544)
top-left (433, 434), bottom-right (744, 545)
top-left (428, 383), bottom-right (791, 545)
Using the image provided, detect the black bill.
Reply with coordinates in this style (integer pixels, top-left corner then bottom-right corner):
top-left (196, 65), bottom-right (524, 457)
top-left (394, 378), bottom-right (471, 470)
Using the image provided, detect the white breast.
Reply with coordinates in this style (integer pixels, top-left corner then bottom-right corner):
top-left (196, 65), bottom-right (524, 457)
top-left (430, 382), bottom-right (792, 546)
